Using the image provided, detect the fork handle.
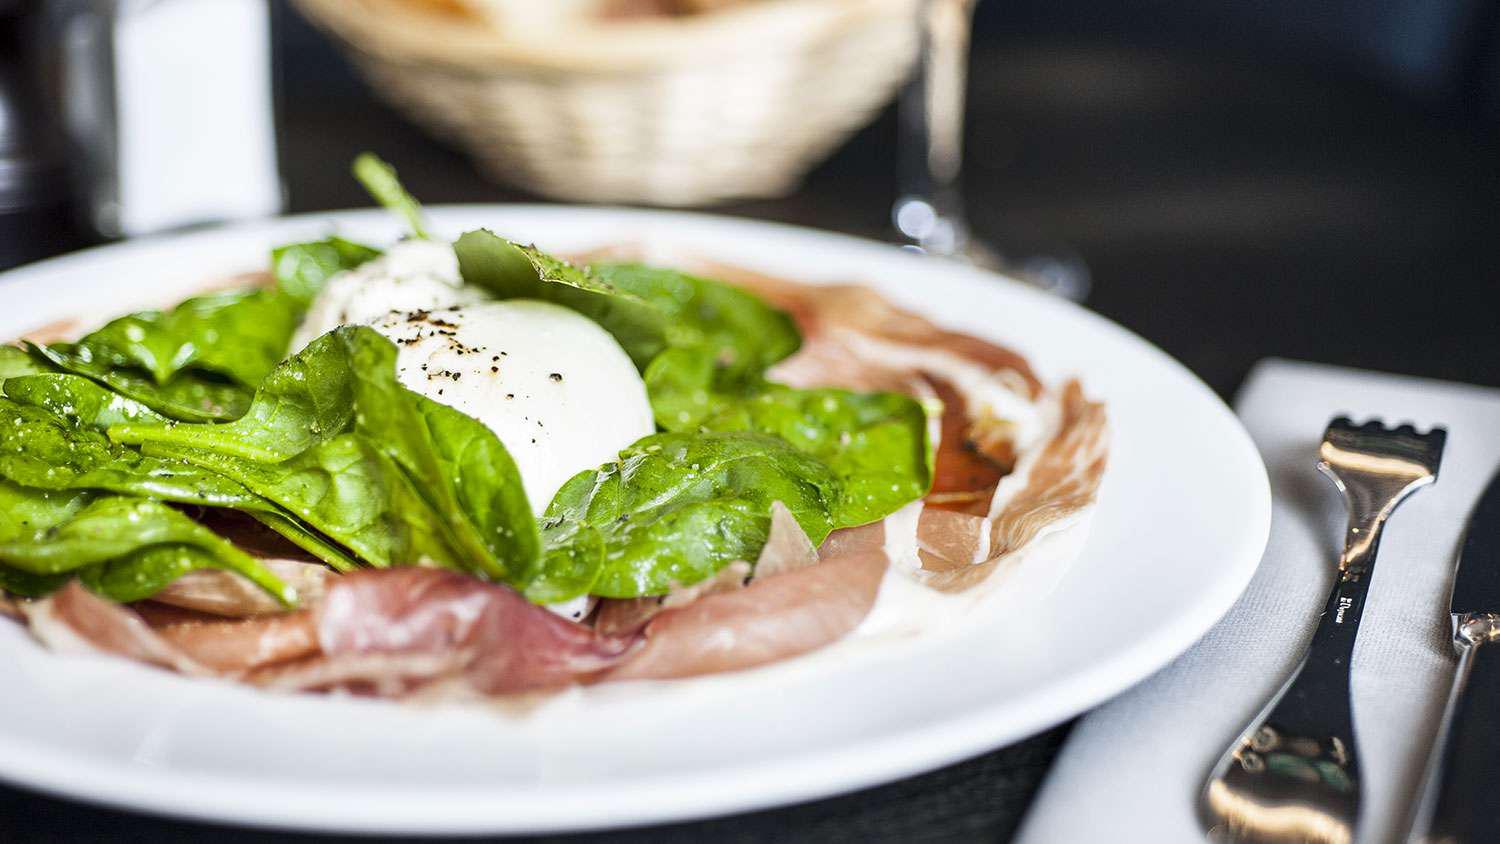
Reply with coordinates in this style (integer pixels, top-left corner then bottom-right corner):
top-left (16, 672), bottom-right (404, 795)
top-left (1410, 615), bottom-right (1500, 844)
top-left (1266, 515), bottom-right (1390, 739)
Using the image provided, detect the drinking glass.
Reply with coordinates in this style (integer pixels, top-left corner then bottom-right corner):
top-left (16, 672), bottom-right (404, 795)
top-left (893, 0), bottom-right (1090, 300)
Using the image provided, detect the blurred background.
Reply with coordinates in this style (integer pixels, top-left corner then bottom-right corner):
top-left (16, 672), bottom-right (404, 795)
top-left (1, 0), bottom-right (1498, 390)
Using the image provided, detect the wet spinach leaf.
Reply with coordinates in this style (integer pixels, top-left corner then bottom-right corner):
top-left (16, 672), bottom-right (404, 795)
top-left (0, 495), bottom-right (294, 606)
top-left (453, 229), bottom-right (670, 369)
top-left (272, 236), bottom-right (381, 306)
top-left (25, 341), bottom-right (251, 422)
top-left (539, 432), bottom-right (841, 599)
top-left (4, 373), bottom-right (168, 429)
top-left (645, 347), bottom-right (932, 526)
top-left (0, 397), bottom-right (265, 510)
top-left (109, 329), bottom-right (357, 462)
top-left (68, 288), bottom-right (301, 388)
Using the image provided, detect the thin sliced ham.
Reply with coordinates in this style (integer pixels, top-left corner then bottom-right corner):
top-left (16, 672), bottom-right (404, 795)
top-left (23, 583), bottom-right (207, 675)
top-left (605, 546), bottom-right (889, 681)
top-left (152, 559), bottom-right (333, 618)
top-left (133, 603), bottom-right (319, 673)
top-left (298, 568), bottom-right (638, 696)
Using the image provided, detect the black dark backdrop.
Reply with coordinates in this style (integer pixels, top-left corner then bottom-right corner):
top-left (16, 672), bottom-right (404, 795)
top-left (1, 1), bottom-right (1499, 841)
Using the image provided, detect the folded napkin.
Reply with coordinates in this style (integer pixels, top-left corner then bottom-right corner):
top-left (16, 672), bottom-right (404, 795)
top-left (1017, 359), bottom-right (1500, 844)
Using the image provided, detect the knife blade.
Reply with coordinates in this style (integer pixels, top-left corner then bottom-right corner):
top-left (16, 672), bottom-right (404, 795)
top-left (1410, 467), bottom-right (1500, 844)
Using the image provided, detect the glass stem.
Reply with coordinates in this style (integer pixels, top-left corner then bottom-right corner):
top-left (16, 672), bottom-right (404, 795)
top-left (894, 0), bottom-right (977, 257)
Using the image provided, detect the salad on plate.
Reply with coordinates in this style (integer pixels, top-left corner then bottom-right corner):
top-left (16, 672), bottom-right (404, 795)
top-left (0, 156), bottom-right (1108, 700)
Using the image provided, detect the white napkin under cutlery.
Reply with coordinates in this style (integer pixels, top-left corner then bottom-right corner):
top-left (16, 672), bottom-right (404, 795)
top-left (1017, 359), bottom-right (1500, 844)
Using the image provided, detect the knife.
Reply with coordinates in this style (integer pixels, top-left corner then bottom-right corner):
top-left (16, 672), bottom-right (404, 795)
top-left (1410, 467), bottom-right (1500, 843)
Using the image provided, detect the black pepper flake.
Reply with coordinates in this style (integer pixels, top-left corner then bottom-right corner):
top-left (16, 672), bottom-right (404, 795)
top-left (505, 393), bottom-right (515, 400)
top-left (492, 355), bottom-right (500, 362)
top-left (491, 366), bottom-right (499, 373)
top-left (549, 372), bottom-right (563, 382)
top-left (438, 389), bottom-right (444, 395)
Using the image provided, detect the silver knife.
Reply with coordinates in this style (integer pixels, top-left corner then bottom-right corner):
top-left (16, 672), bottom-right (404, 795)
top-left (1410, 467), bottom-right (1500, 843)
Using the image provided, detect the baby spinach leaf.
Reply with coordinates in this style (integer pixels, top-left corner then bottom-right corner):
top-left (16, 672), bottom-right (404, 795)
top-left (70, 288), bottom-right (301, 388)
top-left (644, 347), bottom-right (933, 526)
top-left (540, 432), bottom-right (842, 599)
top-left (146, 436), bottom-right (460, 573)
top-left (251, 511), bottom-right (360, 573)
top-left (109, 329), bottom-right (357, 462)
top-left (0, 345), bottom-right (51, 381)
top-left (4, 373), bottom-right (168, 429)
top-left (0, 495), bottom-right (294, 606)
top-left (272, 236), bottom-right (381, 306)
top-left (454, 229), bottom-right (670, 369)
top-left (0, 397), bottom-right (265, 510)
top-left (25, 341), bottom-right (250, 422)
top-left (592, 262), bottom-right (800, 375)
top-left (0, 481), bottom-right (91, 597)
top-left (353, 152), bottom-right (430, 240)
top-left (343, 327), bottom-right (539, 583)
top-left (78, 544), bottom-right (220, 603)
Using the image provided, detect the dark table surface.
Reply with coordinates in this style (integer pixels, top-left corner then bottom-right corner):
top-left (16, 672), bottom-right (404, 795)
top-left (2, 13), bottom-right (1499, 843)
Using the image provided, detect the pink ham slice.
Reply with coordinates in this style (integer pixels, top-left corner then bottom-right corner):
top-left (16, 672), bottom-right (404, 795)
top-left (605, 546), bottom-right (889, 681)
top-left (133, 603), bottom-right (320, 673)
top-left (272, 568), bottom-right (639, 696)
top-left (151, 559), bottom-right (333, 619)
top-left (23, 583), bottom-right (208, 676)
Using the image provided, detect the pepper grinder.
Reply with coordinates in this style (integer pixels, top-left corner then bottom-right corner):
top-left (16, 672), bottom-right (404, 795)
top-left (0, 3), bottom-right (88, 270)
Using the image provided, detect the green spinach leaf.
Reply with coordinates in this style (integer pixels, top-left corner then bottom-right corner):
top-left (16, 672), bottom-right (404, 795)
top-left (109, 329), bottom-right (356, 462)
top-left (0, 495), bottom-right (294, 606)
top-left (0, 345), bottom-right (51, 382)
top-left (453, 230), bottom-right (670, 369)
top-left (272, 236), bottom-right (381, 306)
top-left (68, 288), bottom-right (301, 388)
top-left (592, 262), bottom-right (800, 375)
top-left (4, 373), bottom-right (168, 429)
top-left (25, 341), bottom-right (250, 422)
top-left (353, 153), bottom-right (430, 240)
top-left (0, 397), bottom-right (265, 510)
top-left (539, 432), bottom-right (842, 599)
top-left (145, 435), bottom-right (460, 572)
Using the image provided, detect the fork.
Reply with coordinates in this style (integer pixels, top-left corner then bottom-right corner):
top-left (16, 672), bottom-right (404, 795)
top-left (1201, 417), bottom-right (1446, 844)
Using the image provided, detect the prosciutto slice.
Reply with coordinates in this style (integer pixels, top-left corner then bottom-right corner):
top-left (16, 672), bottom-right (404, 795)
top-left (605, 546), bottom-right (889, 682)
top-left (23, 583), bottom-right (208, 676)
top-left (273, 568), bottom-right (639, 696)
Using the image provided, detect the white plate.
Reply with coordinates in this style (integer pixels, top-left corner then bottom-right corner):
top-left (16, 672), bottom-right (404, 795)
top-left (0, 207), bottom-right (1270, 834)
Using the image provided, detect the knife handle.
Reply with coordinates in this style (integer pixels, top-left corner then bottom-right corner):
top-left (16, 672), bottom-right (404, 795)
top-left (1412, 614), bottom-right (1500, 844)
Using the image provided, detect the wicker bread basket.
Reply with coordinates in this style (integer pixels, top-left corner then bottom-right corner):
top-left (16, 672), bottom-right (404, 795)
top-left (293, 0), bottom-right (921, 205)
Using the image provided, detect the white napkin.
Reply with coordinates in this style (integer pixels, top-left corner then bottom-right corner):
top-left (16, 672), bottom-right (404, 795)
top-left (1016, 359), bottom-right (1500, 844)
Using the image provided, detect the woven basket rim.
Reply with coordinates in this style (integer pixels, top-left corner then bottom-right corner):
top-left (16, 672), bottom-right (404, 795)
top-left (293, 0), bottom-right (918, 72)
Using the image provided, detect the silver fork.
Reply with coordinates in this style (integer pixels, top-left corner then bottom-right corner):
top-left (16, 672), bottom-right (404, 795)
top-left (1201, 417), bottom-right (1446, 844)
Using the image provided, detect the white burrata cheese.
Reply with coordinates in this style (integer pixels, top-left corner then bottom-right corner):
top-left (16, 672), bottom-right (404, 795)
top-left (370, 300), bottom-right (655, 515)
top-left (289, 239), bottom-right (487, 352)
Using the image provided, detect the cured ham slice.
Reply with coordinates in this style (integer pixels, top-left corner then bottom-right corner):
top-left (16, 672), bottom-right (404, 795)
top-left (287, 568), bottom-right (638, 696)
top-left (133, 603), bottom-right (320, 673)
top-left (606, 546), bottom-right (889, 681)
top-left (23, 583), bottom-right (207, 675)
top-left (152, 559), bottom-right (333, 618)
